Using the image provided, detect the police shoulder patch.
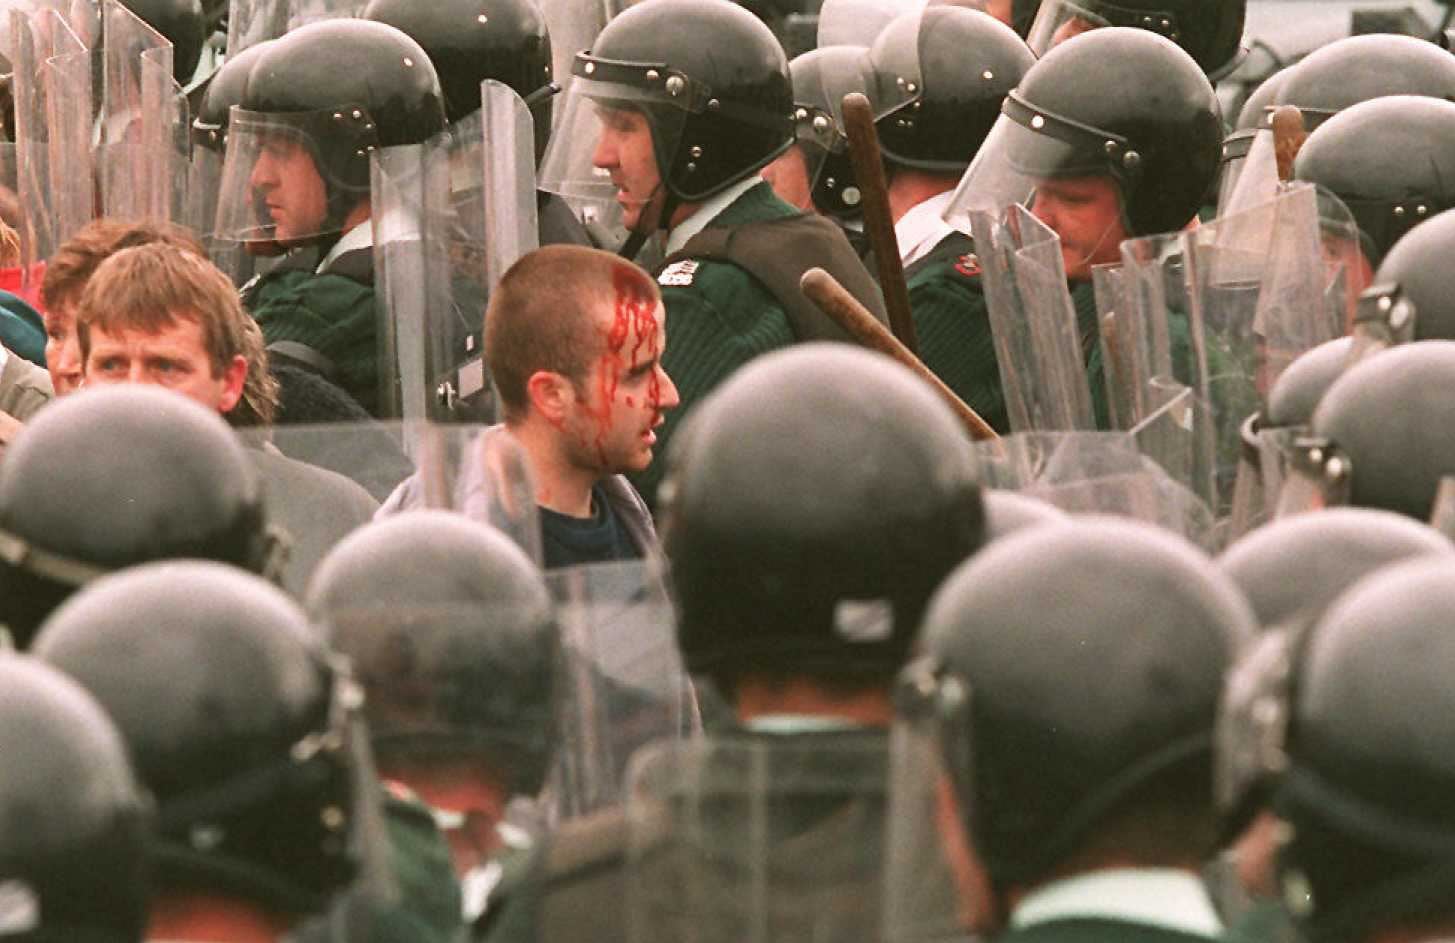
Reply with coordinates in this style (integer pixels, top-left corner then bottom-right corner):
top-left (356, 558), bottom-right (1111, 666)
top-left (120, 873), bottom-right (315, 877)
top-left (954, 253), bottom-right (981, 278)
top-left (658, 260), bottom-right (699, 287)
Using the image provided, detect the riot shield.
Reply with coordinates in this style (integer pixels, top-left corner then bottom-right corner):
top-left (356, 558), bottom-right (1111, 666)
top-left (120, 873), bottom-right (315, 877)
top-left (970, 204), bottom-right (1096, 433)
top-left (480, 80), bottom-right (540, 290)
top-left (1180, 183), bottom-right (1336, 519)
top-left (545, 559), bottom-right (698, 822)
top-left (371, 119), bottom-right (494, 425)
top-left (226, 0), bottom-right (362, 56)
top-left (539, 0), bottom-right (615, 135)
top-left (12, 6), bottom-right (93, 280)
top-left (100, 0), bottom-right (188, 222)
top-left (627, 735), bottom-right (890, 943)
top-left (266, 421), bottom-right (543, 568)
top-left (1215, 127), bottom-right (1279, 218)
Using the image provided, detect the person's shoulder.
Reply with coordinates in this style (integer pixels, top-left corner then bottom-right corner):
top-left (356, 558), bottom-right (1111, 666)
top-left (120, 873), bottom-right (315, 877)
top-left (906, 231), bottom-right (983, 290)
top-left (248, 444), bottom-right (380, 518)
top-left (659, 256), bottom-right (790, 333)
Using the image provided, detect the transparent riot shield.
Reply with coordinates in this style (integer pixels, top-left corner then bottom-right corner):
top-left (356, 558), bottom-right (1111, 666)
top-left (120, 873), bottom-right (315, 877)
top-left (539, 0), bottom-right (616, 134)
top-left (882, 657), bottom-right (976, 943)
top-left (480, 80), bottom-right (541, 291)
top-left (1215, 127), bottom-right (1279, 218)
top-left (627, 735), bottom-right (890, 943)
top-left (226, 0), bottom-right (362, 56)
top-left (970, 204), bottom-right (1096, 434)
top-left (266, 421), bottom-right (544, 569)
top-left (546, 559), bottom-right (698, 822)
top-left (101, 0), bottom-right (188, 222)
top-left (12, 7), bottom-right (93, 280)
top-left (371, 121), bottom-right (495, 425)
top-left (1181, 183), bottom-right (1336, 520)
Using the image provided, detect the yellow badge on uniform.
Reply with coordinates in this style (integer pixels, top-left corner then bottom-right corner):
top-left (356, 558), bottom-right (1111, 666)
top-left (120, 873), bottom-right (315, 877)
top-left (659, 260), bottom-right (699, 287)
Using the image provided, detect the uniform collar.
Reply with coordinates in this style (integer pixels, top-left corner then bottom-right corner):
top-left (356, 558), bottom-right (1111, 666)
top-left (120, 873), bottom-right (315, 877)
top-left (895, 190), bottom-right (956, 269)
top-left (317, 220), bottom-right (374, 274)
top-left (666, 177), bottom-right (764, 256)
top-left (1010, 868), bottom-right (1223, 939)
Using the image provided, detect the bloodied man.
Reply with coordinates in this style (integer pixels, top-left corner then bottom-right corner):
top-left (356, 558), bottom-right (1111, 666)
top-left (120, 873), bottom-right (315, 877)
top-left (483, 244), bottom-right (678, 569)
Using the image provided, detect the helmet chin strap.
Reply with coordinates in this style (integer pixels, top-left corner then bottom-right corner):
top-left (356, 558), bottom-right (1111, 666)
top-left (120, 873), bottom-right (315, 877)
top-left (619, 183), bottom-right (677, 262)
top-left (1069, 215), bottom-right (1122, 277)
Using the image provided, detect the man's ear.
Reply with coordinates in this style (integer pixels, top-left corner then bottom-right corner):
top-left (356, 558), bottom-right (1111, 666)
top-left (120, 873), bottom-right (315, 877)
top-left (218, 354), bottom-right (249, 414)
top-left (525, 370), bottom-right (574, 424)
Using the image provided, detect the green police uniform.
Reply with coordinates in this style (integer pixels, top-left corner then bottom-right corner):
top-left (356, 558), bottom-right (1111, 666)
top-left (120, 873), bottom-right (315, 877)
top-left (376, 785), bottom-right (467, 943)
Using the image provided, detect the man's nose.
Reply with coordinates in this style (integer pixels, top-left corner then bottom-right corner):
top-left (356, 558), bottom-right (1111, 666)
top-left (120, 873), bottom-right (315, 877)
top-left (591, 129), bottom-right (617, 170)
top-left (657, 365), bottom-right (681, 411)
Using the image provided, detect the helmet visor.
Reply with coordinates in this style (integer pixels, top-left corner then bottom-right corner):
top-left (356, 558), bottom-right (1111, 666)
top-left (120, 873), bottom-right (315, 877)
top-left (213, 106), bottom-right (380, 244)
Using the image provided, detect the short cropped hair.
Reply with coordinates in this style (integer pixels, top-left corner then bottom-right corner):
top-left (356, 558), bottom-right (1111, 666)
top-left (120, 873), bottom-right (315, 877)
top-left (42, 219), bottom-right (203, 314)
top-left (484, 245), bottom-right (660, 422)
top-left (74, 242), bottom-right (280, 426)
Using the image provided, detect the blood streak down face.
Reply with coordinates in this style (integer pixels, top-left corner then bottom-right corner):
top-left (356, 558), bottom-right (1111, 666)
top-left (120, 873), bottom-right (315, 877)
top-left (566, 266), bottom-right (680, 475)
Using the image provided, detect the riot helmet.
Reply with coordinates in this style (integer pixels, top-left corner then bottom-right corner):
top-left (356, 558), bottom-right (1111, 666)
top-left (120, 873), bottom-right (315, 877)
top-left (214, 18), bottom-right (447, 245)
top-left (1236, 68), bottom-right (1288, 132)
top-left (33, 561), bottom-right (369, 918)
top-left (1293, 96), bottom-right (1455, 269)
top-left (190, 38), bottom-right (273, 153)
top-left (869, 7), bottom-right (1034, 174)
top-left (0, 656), bottom-right (152, 943)
top-left (947, 27), bottom-right (1222, 239)
top-left (1280, 340), bottom-right (1455, 521)
top-left (306, 511), bottom-right (559, 798)
top-left (362, 0), bottom-right (555, 157)
top-left (1212, 508), bottom-right (1453, 841)
top-left (1347, 208), bottom-right (1455, 362)
top-left (897, 519), bottom-right (1253, 904)
top-left (116, 0), bottom-right (206, 85)
top-left (0, 386), bottom-right (280, 650)
top-left (1273, 557), bottom-right (1455, 943)
top-left (660, 343), bottom-right (985, 695)
top-left (538, 0), bottom-right (794, 232)
top-left (1276, 34), bottom-right (1455, 132)
top-left (787, 45), bottom-right (875, 218)
top-left (1026, 0), bottom-right (1245, 79)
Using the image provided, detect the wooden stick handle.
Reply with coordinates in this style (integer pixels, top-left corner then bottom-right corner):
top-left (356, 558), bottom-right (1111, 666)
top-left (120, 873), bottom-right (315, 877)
top-left (841, 91), bottom-right (919, 355)
top-left (801, 267), bottom-right (999, 441)
top-left (1271, 105), bottom-right (1307, 184)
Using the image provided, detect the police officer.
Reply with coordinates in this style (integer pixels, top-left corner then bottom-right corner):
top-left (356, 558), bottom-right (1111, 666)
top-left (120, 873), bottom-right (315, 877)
top-left (873, 6), bottom-right (1033, 430)
top-left (1347, 207), bottom-right (1455, 355)
top-left (360, 0), bottom-right (594, 248)
top-left (1274, 34), bottom-right (1455, 133)
top-left (539, 0), bottom-right (887, 510)
top-left (307, 511), bottom-right (559, 937)
top-left (217, 18), bottom-right (448, 415)
top-left (888, 519), bottom-right (1253, 943)
top-left (32, 561), bottom-right (391, 942)
top-left (0, 656), bottom-right (151, 943)
top-left (1211, 510), bottom-right (1454, 943)
top-left (1023, 0), bottom-right (1245, 79)
top-left (1259, 556), bottom-right (1455, 943)
top-left (0, 385), bottom-right (282, 649)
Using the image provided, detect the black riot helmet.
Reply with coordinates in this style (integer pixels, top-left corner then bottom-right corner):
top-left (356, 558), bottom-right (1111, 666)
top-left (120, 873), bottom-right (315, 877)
top-left (1273, 556), bottom-right (1455, 943)
top-left (1236, 68), bottom-right (1287, 131)
top-left (660, 343), bottom-right (985, 694)
top-left (541, 0), bottom-right (794, 209)
top-left (190, 38), bottom-right (273, 153)
top-left (0, 386), bottom-right (280, 651)
top-left (118, 0), bottom-right (206, 85)
top-left (214, 19), bottom-right (447, 244)
top-left (362, 0), bottom-right (555, 154)
top-left (0, 657), bottom-right (152, 943)
top-left (1294, 97), bottom-right (1455, 268)
top-left (1350, 208), bottom-right (1455, 354)
top-left (910, 519), bottom-right (1254, 888)
top-left (1280, 341), bottom-right (1455, 522)
top-left (1025, 0), bottom-right (1245, 79)
top-left (33, 561), bottom-right (366, 917)
top-left (1275, 34), bottom-right (1455, 132)
top-left (1212, 509), bottom-right (1453, 842)
top-left (948, 28), bottom-right (1222, 237)
top-left (789, 45), bottom-right (874, 218)
top-left (306, 511), bottom-right (560, 797)
top-left (869, 7), bottom-right (1034, 174)
top-left (1265, 336), bottom-right (1352, 430)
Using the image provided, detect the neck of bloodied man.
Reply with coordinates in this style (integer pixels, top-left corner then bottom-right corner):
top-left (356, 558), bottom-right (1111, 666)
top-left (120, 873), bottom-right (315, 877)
top-left (508, 420), bottom-right (598, 518)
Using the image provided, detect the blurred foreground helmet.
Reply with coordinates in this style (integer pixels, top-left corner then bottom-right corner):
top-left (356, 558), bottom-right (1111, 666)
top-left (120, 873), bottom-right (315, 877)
top-left (948, 28), bottom-right (1222, 236)
top-left (661, 343), bottom-right (984, 689)
top-left (0, 656), bottom-right (151, 943)
top-left (1275, 557), bottom-right (1455, 943)
top-left (34, 562), bottom-right (366, 917)
top-left (1275, 34), bottom-right (1455, 132)
top-left (1348, 208), bottom-right (1455, 361)
top-left (0, 386), bottom-right (278, 650)
top-left (909, 519), bottom-right (1253, 887)
top-left (307, 511), bottom-right (559, 796)
top-left (1025, 0), bottom-right (1245, 78)
top-left (868, 7), bottom-right (1034, 174)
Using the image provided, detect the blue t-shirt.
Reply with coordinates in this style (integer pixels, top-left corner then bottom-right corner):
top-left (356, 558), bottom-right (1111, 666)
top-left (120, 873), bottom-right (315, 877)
top-left (539, 484), bottom-right (643, 570)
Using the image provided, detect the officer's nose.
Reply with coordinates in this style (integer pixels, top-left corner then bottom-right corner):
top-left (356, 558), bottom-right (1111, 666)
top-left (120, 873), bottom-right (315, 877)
top-left (250, 151), bottom-right (278, 191)
top-left (592, 127), bottom-right (618, 171)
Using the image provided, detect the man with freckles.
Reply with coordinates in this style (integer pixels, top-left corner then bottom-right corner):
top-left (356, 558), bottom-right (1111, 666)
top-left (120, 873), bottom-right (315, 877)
top-left (484, 245), bottom-right (678, 569)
